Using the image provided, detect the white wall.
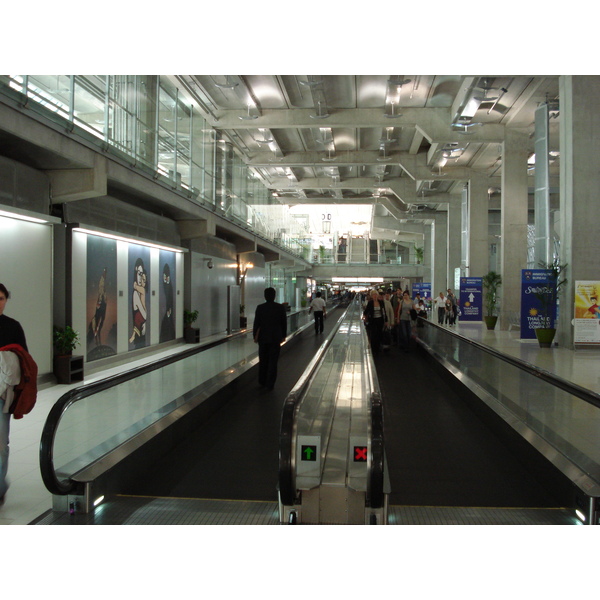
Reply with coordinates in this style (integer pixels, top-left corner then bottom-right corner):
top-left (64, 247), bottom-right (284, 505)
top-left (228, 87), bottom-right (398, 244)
top-left (0, 216), bottom-right (54, 375)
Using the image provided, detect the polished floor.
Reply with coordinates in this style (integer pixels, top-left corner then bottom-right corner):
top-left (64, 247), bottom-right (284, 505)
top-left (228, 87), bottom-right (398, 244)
top-left (1, 322), bottom-right (599, 525)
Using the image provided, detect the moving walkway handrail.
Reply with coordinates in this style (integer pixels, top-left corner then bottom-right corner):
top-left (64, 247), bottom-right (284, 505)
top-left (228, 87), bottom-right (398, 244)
top-left (39, 330), bottom-right (251, 495)
top-left (278, 309), bottom-right (348, 505)
top-left (419, 318), bottom-right (600, 410)
top-left (278, 298), bottom-right (386, 509)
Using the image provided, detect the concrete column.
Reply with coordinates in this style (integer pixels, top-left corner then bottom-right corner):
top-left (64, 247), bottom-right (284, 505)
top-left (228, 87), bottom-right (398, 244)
top-left (557, 76), bottom-right (600, 348)
top-left (431, 215), bottom-right (447, 297)
top-left (500, 129), bottom-right (529, 330)
top-left (447, 204), bottom-right (461, 289)
top-left (467, 176), bottom-right (489, 277)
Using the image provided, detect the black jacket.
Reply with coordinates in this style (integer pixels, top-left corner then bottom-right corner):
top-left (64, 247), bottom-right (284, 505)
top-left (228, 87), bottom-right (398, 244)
top-left (253, 300), bottom-right (287, 344)
top-left (363, 300), bottom-right (387, 324)
top-left (0, 314), bottom-right (28, 351)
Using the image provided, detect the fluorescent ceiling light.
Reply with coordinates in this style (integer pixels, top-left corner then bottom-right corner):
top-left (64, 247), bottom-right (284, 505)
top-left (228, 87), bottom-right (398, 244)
top-left (332, 277), bottom-right (384, 283)
top-left (0, 208), bottom-right (58, 224)
top-left (72, 227), bottom-right (186, 253)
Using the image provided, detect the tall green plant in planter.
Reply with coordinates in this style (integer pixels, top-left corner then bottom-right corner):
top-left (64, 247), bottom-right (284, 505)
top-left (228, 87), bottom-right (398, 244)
top-left (53, 326), bottom-right (83, 384)
top-left (482, 271), bottom-right (502, 330)
top-left (415, 246), bottom-right (424, 264)
top-left (184, 309), bottom-right (200, 343)
top-left (53, 326), bottom-right (80, 356)
top-left (534, 259), bottom-right (567, 348)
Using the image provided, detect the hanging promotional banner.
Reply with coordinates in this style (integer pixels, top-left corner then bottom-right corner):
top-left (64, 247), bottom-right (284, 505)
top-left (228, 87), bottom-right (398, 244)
top-left (412, 282), bottom-right (431, 300)
top-left (573, 280), bottom-right (600, 346)
top-left (459, 277), bottom-right (482, 321)
top-left (520, 269), bottom-right (555, 339)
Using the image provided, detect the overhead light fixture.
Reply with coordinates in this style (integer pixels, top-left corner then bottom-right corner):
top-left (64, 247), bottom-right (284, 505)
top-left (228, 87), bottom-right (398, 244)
top-left (332, 277), bottom-right (384, 283)
top-left (239, 103), bottom-right (259, 120)
top-left (213, 76), bottom-right (238, 89)
top-left (384, 101), bottom-right (401, 118)
top-left (72, 226), bottom-right (186, 253)
top-left (451, 122), bottom-right (483, 134)
top-left (460, 95), bottom-right (482, 119)
top-left (0, 208), bottom-right (60, 224)
top-left (299, 78), bottom-right (323, 87)
top-left (310, 101), bottom-right (330, 119)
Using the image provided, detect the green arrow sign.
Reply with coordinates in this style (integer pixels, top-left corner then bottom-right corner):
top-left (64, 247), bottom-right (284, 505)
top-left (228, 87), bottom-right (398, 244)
top-left (301, 445), bottom-right (317, 461)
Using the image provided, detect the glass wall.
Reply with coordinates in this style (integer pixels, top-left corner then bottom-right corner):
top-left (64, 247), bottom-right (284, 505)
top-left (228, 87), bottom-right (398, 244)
top-left (0, 75), bottom-right (308, 259)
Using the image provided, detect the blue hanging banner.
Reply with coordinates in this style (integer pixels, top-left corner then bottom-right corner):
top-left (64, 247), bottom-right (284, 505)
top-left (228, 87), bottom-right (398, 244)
top-left (459, 277), bottom-right (482, 321)
top-left (412, 282), bottom-right (431, 300)
top-left (520, 269), bottom-right (555, 339)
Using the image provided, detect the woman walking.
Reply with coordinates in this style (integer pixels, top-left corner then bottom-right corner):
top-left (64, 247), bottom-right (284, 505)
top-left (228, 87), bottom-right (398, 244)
top-left (363, 289), bottom-right (387, 353)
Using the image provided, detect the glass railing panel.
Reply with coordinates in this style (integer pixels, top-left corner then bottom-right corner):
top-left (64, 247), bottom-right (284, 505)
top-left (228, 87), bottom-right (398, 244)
top-left (417, 322), bottom-right (600, 483)
top-left (46, 312), bottom-right (314, 487)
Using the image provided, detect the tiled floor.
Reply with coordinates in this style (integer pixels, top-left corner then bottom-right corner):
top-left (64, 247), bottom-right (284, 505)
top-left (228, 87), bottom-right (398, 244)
top-left (1, 323), bottom-right (599, 526)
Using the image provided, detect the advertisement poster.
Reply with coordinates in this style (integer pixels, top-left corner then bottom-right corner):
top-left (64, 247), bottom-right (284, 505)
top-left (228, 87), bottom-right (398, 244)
top-left (128, 245), bottom-right (151, 351)
top-left (459, 277), bottom-right (482, 321)
top-left (86, 236), bottom-right (118, 361)
top-left (573, 280), bottom-right (600, 345)
top-left (412, 282), bottom-right (431, 300)
top-left (520, 269), bottom-right (554, 339)
top-left (159, 250), bottom-right (176, 343)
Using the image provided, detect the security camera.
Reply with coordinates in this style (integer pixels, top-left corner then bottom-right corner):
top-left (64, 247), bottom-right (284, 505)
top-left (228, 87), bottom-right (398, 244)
top-left (207, 259), bottom-right (214, 269)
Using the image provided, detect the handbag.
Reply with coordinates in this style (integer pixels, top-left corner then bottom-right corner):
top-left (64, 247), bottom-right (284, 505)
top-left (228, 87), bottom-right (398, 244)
top-left (410, 309), bottom-right (418, 320)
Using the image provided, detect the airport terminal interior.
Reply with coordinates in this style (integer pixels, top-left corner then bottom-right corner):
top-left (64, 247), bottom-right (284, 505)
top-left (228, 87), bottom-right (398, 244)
top-left (1, 67), bottom-right (600, 595)
top-left (2, 1), bottom-right (600, 587)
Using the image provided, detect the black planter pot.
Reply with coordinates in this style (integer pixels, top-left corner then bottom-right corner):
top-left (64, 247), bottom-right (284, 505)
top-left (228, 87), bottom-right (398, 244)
top-left (184, 327), bottom-right (200, 343)
top-left (535, 327), bottom-right (556, 348)
top-left (54, 355), bottom-right (84, 384)
top-left (484, 316), bottom-right (498, 330)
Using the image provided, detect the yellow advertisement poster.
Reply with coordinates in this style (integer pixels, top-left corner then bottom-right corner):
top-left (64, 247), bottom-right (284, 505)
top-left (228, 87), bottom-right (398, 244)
top-left (574, 281), bottom-right (600, 345)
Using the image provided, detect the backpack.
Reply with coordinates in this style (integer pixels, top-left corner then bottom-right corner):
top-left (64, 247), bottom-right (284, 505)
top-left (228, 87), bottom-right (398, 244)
top-left (0, 344), bottom-right (38, 419)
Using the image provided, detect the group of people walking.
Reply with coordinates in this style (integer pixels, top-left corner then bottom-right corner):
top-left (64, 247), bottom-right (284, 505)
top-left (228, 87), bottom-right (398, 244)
top-left (433, 289), bottom-right (459, 325)
top-left (362, 288), bottom-right (427, 354)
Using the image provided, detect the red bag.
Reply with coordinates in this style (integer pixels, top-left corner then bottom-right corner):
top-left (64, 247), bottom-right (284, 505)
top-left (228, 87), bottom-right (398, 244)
top-left (0, 344), bottom-right (38, 419)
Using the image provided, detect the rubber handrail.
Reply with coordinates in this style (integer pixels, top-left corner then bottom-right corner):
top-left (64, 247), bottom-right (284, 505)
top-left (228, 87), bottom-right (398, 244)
top-left (39, 330), bottom-right (248, 495)
top-left (278, 306), bottom-right (351, 506)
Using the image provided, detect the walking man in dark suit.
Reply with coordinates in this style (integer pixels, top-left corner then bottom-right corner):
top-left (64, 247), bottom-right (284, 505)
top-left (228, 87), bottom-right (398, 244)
top-left (253, 287), bottom-right (287, 390)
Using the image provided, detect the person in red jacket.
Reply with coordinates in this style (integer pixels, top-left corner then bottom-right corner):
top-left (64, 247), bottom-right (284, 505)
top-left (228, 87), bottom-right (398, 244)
top-left (0, 283), bottom-right (29, 506)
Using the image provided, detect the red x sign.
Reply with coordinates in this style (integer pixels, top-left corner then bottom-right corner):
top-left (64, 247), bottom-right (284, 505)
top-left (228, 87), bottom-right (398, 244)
top-left (354, 446), bottom-right (368, 462)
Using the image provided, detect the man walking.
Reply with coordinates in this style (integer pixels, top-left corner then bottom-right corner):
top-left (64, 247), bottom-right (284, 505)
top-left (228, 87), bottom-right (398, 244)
top-left (253, 287), bottom-right (287, 390)
top-left (309, 292), bottom-right (326, 334)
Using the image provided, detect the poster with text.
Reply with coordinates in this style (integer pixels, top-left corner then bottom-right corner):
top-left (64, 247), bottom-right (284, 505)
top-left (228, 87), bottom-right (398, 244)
top-left (128, 245), bottom-right (151, 351)
top-left (412, 282), bottom-right (431, 300)
top-left (574, 280), bottom-right (600, 345)
top-left (459, 277), bottom-right (482, 321)
top-left (159, 250), bottom-right (176, 343)
top-left (520, 269), bottom-right (554, 339)
top-left (86, 236), bottom-right (117, 361)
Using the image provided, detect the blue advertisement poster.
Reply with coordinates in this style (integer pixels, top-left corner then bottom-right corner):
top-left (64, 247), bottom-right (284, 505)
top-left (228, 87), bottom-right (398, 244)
top-left (459, 277), bottom-right (482, 321)
top-left (412, 282), bottom-right (431, 300)
top-left (520, 269), bottom-right (555, 339)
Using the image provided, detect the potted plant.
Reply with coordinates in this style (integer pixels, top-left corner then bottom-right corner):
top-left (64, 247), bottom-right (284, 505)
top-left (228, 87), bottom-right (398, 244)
top-left (300, 288), bottom-right (308, 308)
top-left (534, 260), bottom-right (567, 348)
top-left (482, 271), bottom-right (502, 330)
top-left (415, 246), bottom-right (424, 264)
top-left (184, 309), bottom-right (200, 343)
top-left (53, 326), bottom-right (83, 384)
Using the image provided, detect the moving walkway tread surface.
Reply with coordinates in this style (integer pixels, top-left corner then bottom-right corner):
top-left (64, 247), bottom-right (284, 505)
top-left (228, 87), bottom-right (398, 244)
top-left (373, 341), bottom-right (569, 510)
top-left (117, 311), bottom-right (341, 503)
